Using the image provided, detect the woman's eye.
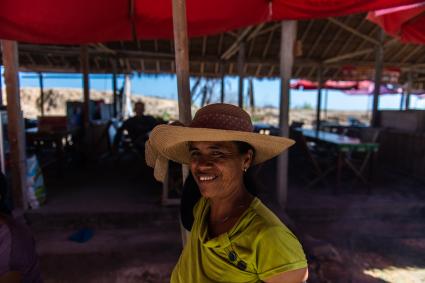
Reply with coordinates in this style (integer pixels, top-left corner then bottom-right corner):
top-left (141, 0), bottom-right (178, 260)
top-left (211, 151), bottom-right (223, 157)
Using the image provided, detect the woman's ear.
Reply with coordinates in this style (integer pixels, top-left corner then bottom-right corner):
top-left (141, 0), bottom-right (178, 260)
top-left (242, 149), bottom-right (254, 169)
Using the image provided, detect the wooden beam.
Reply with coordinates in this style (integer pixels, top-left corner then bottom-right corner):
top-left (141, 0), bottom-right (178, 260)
top-left (1, 40), bottom-right (27, 210)
top-left (328, 17), bottom-right (380, 46)
top-left (221, 26), bottom-right (253, 60)
top-left (324, 38), bottom-right (398, 64)
top-left (401, 45), bottom-right (423, 63)
top-left (38, 73), bottom-right (44, 116)
top-left (172, 0), bottom-right (192, 125)
top-left (237, 42), bottom-right (245, 108)
top-left (80, 45), bottom-right (90, 129)
top-left (306, 20), bottom-right (332, 59)
top-left (371, 29), bottom-right (385, 127)
top-left (277, 21), bottom-right (297, 208)
top-left (0, 68), bottom-right (3, 106)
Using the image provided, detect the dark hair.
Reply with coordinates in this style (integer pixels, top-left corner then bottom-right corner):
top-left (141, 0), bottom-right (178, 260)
top-left (180, 141), bottom-right (260, 231)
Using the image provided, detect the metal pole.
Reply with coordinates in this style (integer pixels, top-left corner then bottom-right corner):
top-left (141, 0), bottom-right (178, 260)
top-left (80, 45), bottom-right (90, 129)
top-left (1, 40), bottom-right (28, 210)
top-left (112, 62), bottom-right (117, 118)
top-left (238, 43), bottom-right (245, 108)
top-left (38, 73), bottom-right (44, 116)
top-left (371, 29), bottom-right (384, 127)
top-left (277, 21), bottom-right (297, 208)
top-left (316, 67), bottom-right (323, 132)
top-left (405, 69), bottom-right (412, 110)
top-left (220, 63), bottom-right (225, 103)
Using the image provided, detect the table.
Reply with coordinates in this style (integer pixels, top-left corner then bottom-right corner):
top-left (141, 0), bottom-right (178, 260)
top-left (26, 127), bottom-right (79, 169)
top-left (295, 128), bottom-right (379, 190)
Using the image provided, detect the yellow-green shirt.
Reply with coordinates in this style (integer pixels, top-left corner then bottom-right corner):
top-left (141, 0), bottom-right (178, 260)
top-left (171, 197), bottom-right (307, 282)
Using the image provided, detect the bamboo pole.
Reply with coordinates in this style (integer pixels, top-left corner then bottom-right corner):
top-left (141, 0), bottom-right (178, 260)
top-left (172, 0), bottom-right (192, 125)
top-left (238, 43), bottom-right (245, 108)
top-left (1, 40), bottom-right (27, 210)
top-left (80, 45), bottom-right (90, 129)
top-left (277, 21), bottom-right (297, 207)
top-left (38, 73), bottom-right (44, 116)
top-left (371, 29), bottom-right (384, 127)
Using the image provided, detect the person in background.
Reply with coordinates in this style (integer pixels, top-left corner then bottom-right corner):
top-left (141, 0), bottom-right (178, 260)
top-left (0, 172), bottom-right (43, 283)
top-left (114, 101), bottom-right (159, 153)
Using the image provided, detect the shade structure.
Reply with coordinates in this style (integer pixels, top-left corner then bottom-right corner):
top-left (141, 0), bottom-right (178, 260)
top-left (368, 2), bottom-right (425, 44)
top-left (0, 0), bottom-right (423, 44)
top-left (290, 79), bottom-right (405, 95)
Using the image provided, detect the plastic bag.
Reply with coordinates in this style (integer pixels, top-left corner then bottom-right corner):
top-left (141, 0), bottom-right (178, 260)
top-left (26, 155), bottom-right (46, 209)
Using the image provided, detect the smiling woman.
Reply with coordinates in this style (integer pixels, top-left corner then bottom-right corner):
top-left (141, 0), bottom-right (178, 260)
top-left (146, 103), bottom-right (308, 283)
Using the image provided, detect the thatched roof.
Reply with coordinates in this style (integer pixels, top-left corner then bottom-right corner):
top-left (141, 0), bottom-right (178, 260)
top-left (5, 14), bottom-right (425, 86)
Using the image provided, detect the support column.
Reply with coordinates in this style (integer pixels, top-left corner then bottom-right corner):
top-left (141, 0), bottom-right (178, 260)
top-left (80, 45), bottom-right (90, 129)
top-left (38, 73), bottom-right (44, 116)
top-left (220, 63), bottom-right (225, 103)
top-left (316, 67), bottom-right (323, 132)
top-left (405, 69), bottom-right (412, 110)
top-left (112, 62), bottom-right (118, 118)
top-left (277, 21), bottom-right (297, 208)
top-left (238, 43), bottom-right (245, 108)
top-left (0, 67), bottom-right (3, 106)
top-left (1, 40), bottom-right (27, 210)
top-left (371, 29), bottom-right (384, 127)
top-left (172, 0), bottom-right (192, 125)
top-left (248, 78), bottom-right (255, 114)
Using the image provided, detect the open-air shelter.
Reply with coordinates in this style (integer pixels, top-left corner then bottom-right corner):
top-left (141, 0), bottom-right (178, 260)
top-left (1, 0), bottom-right (425, 211)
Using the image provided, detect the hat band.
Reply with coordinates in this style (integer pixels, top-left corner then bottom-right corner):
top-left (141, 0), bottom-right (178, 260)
top-left (190, 113), bottom-right (253, 132)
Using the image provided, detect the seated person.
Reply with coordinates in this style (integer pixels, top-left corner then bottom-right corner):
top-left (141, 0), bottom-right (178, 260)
top-left (0, 172), bottom-right (43, 283)
top-left (114, 102), bottom-right (159, 153)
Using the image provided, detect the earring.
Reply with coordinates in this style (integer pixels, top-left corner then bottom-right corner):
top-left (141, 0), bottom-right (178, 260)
top-left (243, 167), bottom-right (247, 172)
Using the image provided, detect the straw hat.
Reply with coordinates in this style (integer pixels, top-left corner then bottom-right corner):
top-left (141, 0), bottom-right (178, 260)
top-left (146, 103), bottom-right (295, 182)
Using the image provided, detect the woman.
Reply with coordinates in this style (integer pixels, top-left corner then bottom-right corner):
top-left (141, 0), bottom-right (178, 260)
top-left (146, 103), bottom-right (308, 283)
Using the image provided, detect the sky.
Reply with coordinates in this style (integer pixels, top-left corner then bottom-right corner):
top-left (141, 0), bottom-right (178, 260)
top-left (2, 69), bottom-right (425, 111)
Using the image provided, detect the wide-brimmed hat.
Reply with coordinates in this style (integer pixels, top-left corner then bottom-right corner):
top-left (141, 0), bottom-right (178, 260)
top-left (146, 103), bottom-right (295, 181)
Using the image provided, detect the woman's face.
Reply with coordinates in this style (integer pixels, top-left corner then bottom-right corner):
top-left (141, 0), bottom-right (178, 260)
top-left (189, 141), bottom-right (253, 199)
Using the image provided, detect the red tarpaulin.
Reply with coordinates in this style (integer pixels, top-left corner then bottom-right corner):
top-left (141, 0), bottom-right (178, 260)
top-left (368, 2), bottom-right (425, 44)
top-left (0, 0), bottom-right (424, 44)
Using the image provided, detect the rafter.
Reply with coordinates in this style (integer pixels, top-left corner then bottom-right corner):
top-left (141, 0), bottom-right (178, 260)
top-left (262, 28), bottom-right (275, 58)
top-left (306, 20), bottom-right (332, 59)
top-left (401, 45), bottom-right (424, 63)
top-left (328, 17), bottom-right (380, 45)
top-left (220, 26), bottom-right (253, 60)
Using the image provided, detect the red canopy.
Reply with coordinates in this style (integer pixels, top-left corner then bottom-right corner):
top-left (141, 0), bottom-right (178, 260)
top-left (0, 0), bottom-right (423, 44)
top-left (368, 2), bottom-right (425, 44)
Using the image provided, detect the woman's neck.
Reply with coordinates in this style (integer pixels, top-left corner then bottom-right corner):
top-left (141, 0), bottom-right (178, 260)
top-left (208, 187), bottom-right (253, 222)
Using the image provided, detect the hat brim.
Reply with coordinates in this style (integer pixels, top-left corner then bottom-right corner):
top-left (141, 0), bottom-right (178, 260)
top-left (149, 124), bottom-right (295, 165)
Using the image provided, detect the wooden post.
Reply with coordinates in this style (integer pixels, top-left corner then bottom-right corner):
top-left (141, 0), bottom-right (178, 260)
top-left (405, 69), bottom-right (412, 110)
top-left (248, 78), bottom-right (255, 114)
top-left (316, 67), bottom-right (323, 132)
top-left (238, 43), bottom-right (245, 108)
top-left (172, 0), bottom-right (192, 125)
top-left (220, 63), bottom-right (225, 103)
top-left (1, 40), bottom-right (27, 210)
top-left (277, 21), bottom-right (297, 208)
top-left (80, 45), bottom-right (90, 129)
top-left (324, 89), bottom-right (329, 119)
top-left (371, 29), bottom-right (384, 127)
top-left (38, 73), bottom-right (44, 116)
top-left (0, 67), bottom-right (3, 106)
top-left (399, 90), bottom-right (405, 110)
top-left (112, 62), bottom-right (118, 118)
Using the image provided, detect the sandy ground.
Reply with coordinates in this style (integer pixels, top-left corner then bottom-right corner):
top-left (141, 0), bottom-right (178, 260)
top-left (15, 87), bottom-right (370, 127)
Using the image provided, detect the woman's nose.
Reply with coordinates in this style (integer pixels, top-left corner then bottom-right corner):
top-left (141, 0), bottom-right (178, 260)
top-left (194, 155), bottom-right (213, 169)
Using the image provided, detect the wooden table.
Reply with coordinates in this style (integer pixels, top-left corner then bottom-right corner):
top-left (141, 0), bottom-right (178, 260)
top-left (296, 128), bottom-right (379, 190)
top-left (26, 127), bottom-right (79, 169)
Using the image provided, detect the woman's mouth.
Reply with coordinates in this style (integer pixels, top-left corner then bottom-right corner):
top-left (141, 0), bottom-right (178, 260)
top-left (198, 175), bottom-right (217, 182)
